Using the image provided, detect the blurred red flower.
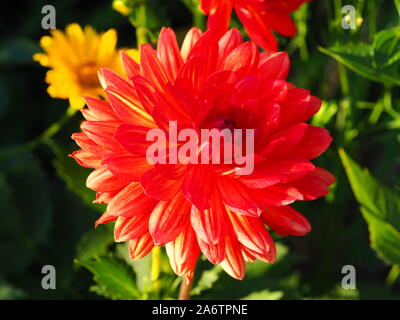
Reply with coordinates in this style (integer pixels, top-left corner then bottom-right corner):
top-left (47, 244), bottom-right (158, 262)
top-left (200, 0), bottom-right (311, 51)
top-left (71, 27), bottom-right (334, 281)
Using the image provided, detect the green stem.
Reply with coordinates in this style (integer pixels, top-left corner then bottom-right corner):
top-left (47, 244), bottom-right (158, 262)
top-left (386, 265), bottom-right (400, 287)
top-left (178, 278), bottom-right (193, 300)
top-left (133, 4), bottom-right (148, 46)
top-left (383, 85), bottom-right (400, 119)
top-left (151, 246), bottom-right (161, 298)
top-left (193, 7), bottom-right (205, 30)
top-left (0, 106), bottom-right (77, 160)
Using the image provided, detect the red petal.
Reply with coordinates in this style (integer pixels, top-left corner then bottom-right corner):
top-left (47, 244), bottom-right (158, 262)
top-left (95, 210), bottom-right (117, 227)
top-left (129, 233), bottom-right (154, 260)
top-left (290, 126), bottom-right (333, 160)
top-left (70, 150), bottom-right (101, 169)
top-left (289, 167), bottom-right (335, 200)
top-left (141, 168), bottom-right (182, 201)
top-left (121, 50), bottom-right (140, 79)
top-left (149, 193), bottom-right (191, 245)
top-left (114, 214), bottom-right (150, 242)
top-left (223, 42), bottom-right (259, 78)
top-left (107, 182), bottom-right (157, 218)
top-left (105, 87), bottom-right (155, 128)
top-left (241, 159), bottom-right (315, 189)
top-left (181, 28), bottom-right (203, 62)
top-left (235, 6), bottom-right (278, 51)
top-left (261, 205), bottom-right (311, 236)
top-left (86, 167), bottom-right (129, 192)
top-left (183, 166), bottom-right (213, 210)
top-left (140, 44), bottom-right (168, 92)
top-left (220, 234), bottom-right (245, 280)
top-left (227, 209), bottom-right (275, 259)
top-left (157, 27), bottom-right (183, 81)
top-left (114, 124), bottom-right (153, 156)
top-left (218, 177), bottom-right (262, 217)
top-left (258, 52), bottom-right (290, 80)
top-left (253, 185), bottom-right (304, 206)
top-left (103, 153), bottom-right (152, 181)
top-left (82, 97), bottom-right (117, 121)
top-left (197, 237), bottom-right (225, 264)
top-left (166, 224), bottom-right (200, 281)
top-left (81, 121), bottom-right (124, 152)
top-left (190, 198), bottom-right (227, 244)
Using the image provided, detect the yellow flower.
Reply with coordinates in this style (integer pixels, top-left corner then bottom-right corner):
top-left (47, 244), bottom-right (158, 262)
top-left (34, 23), bottom-right (125, 109)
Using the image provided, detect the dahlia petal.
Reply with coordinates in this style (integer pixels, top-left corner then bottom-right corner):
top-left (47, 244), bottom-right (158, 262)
top-left (258, 52), bottom-right (290, 80)
top-left (261, 205), bottom-right (311, 236)
top-left (114, 124), bottom-right (153, 156)
top-left (227, 209), bottom-right (275, 259)
top-left (182, 166), bottom-right (212, 210)
top-left (103, 154), bottom-right (152, 181)
top-left (290, 126), bottom-right (333, 160)
top-left (114, 214), bottom-right (149, 242)
top-left (82, 97), bottom-right (117, 121)
top-left (93, 191), bottom-right (118, 204)
top-left (140, 44), bottom-right (168, 92)
top-left (107, 182), bottom-right (157, 218)
top-left (218, 177), bottom-right (262, 217)
top-left (87, 167), bottom-right (129, 192)
top-left (157, 28), bottom-right (183, 81)
top-left (218, 28), bottom-right (243, 67)
top-left (253, 185), bottom-right (304, 206)
top-left (71, 132), bottom-right (103, 155)
top-left (80, 121), bottom-right (124, 152)
top-left (190, 199), bottom-right (227, 244)
top-left (129, 233), bottom-right (154, 260)
top-left (288, 167), bottom-right (336, 200)
top-left (220, 234), bottom-right (246, 280)
top-left (240, 159), bottom-right (315, 189)
top-left (197, 237), bottom-right (225, 265)
top-left (70, 150), bottom-right (101, 169)
top-left (166, 224), bottom-right (200, 282)
top-left (223, 42), bottom-right (259, 77)
top-left (260, 123), bottom-right (308, 156)
top-left (206, 0), bottom-right (233, 38)
top-left (263, 12), bottom-right (297, 37)
top-left (98, 68), bottom-right (136, 96)
top-left (181, 27), bottom-right (203, 62)
top-left (105, 87), bottom-right (155, 127)
top-left (235, 6), bottom-right (278, 51)
top-left (279, 89), bottom-right (321, 128)
top-left (140, 168), bottom-right (182, 201)
top-left (149, 193), bottom-right (191, 246)
top-left (95, 211), bottom-right (117, 228)
top-left (121, 50), bottom-right (140, 79)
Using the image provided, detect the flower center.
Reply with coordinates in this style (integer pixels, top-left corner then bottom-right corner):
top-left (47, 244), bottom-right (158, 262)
top-left (77, 63), bottom-right (100, 88)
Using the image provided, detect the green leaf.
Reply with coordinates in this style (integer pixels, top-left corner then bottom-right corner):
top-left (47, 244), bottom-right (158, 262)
top-left (311, 100), bottom-right (338, 127)
top-left (319, 44), bottom-right (400, 86)
top-left (240, 289), bottom-right (283, 300)
top-left (339, 149), bottom-right (400, 265)
top-left (76, 224), bottom-right (114, 260)
top-left (0, 277), bottom-right (25, 299)
top-left (373, 27), bottom-right (400, 68)
top-left (75, 256), bottom-right (140, 300)
top-left (116, 242), bottom-right (152, 293)
top-left (0, 38), bottom-right (40, 65)
top-left (50, 142), bottom-right (103, 212)
top-left (191, 265), bottom-right (223, 296)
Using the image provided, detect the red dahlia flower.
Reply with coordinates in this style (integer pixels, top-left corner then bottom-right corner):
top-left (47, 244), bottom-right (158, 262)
top-left (200, 0), bottom-right (311, 51)
top-left (71, 27), bottom-right (334, 281)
